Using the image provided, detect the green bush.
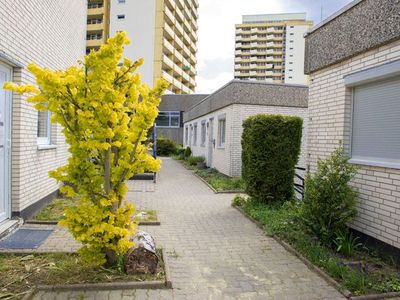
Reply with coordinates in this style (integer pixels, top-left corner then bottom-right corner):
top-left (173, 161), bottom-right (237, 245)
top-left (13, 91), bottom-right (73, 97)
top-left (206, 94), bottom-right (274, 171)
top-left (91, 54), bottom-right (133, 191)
top-left (184, 146), bottom-right (191, 159)
top-left (241, 114), bottom-right (303, 203)
top-left (156, 138), bottom-right (177, 156)
top-left (300, 143), bottom-right (358, 244)
top-left (188, 155), bottom-right (205, 166)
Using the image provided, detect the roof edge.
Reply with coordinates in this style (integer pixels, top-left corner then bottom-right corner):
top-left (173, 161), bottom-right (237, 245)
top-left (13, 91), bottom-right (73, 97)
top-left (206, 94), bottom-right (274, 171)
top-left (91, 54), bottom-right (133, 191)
top-left (304, 0), bottom-right (363, 37)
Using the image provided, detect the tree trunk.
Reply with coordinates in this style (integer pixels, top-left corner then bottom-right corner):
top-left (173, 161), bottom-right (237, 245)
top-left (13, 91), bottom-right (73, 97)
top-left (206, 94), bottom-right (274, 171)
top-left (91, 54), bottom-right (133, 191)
top-left (104, 248), bottom-right (118, 268)
top-left (124, 231), bottom-right (158, 275)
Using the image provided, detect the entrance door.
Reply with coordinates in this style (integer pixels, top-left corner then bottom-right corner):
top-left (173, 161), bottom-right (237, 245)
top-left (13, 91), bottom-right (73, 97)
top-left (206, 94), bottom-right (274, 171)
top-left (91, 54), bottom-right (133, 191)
top-left (0, 63), bottom-right (11, 223)
top-left (207, 118), bottom-right (214, 167)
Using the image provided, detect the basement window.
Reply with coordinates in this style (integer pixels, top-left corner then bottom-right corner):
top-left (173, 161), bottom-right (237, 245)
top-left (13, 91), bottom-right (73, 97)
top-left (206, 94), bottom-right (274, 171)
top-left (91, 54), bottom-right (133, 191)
top-left (117, 14), bottom-right (125, 19)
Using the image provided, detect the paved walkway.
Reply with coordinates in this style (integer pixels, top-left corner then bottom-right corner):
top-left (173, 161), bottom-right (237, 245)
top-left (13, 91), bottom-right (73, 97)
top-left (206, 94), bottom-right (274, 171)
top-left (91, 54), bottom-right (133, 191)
top-left (33, 158), bottom-right (344, 299)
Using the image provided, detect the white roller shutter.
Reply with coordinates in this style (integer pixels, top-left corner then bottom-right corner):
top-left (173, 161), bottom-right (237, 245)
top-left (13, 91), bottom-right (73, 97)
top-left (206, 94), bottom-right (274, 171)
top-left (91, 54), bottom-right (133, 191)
top-left (351, 76), bottom-right (400, 166)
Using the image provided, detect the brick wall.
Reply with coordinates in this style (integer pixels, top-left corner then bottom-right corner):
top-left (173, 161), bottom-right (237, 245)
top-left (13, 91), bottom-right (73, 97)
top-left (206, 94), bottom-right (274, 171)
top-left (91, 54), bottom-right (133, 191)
top-left (0, 0), bottom-right (86, 213)
top-left (308, 39), bottom-right (400, 249)
top-left (184, 103), bottom-right (308, 178)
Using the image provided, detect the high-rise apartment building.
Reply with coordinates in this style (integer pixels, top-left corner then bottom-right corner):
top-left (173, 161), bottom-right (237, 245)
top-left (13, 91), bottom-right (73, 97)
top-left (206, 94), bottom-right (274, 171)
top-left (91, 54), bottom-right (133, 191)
top-left (86, 0), bottom-right (111, 53)
top-left (85, 0), bottom-right (198, 94)
top-left (234, 13), bottom-right (313, 85)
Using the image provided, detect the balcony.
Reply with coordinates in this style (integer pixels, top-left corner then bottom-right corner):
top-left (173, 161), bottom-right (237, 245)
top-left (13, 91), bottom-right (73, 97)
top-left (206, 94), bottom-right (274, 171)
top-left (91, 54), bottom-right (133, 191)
top-left (87, 23), bottom-right (104, 32)
top-left (163, 55), bottom-right (174, 70)
top-left (176, 0), bottom-right (184, 9)
top-left (176, 7), bottom-right (184, 23)
top-left (182, 72), bottom-right (190, 82)
top-left (88, 7), bottom-right (104, 16)
top-left (182, 45), bottom-right (191, 58)
top-left (174, 36), bottom-right (184, 50)
top-left (165, 0), bottom-right (175, 10)
top-left (173, 78), bottom-right (182, 90)
top-left (86, 38), bottom-right (103, 47)
top-left (190, 42), bottom-right (197, 53)
top-left (175, 22), bottom-right (184, 37)
top-left (164, 23), bottom-right (175, 40)
top-left (162, 71), bottom-right (174, 85)
top-left (164, 7), bottom-right (174, 25)
top-left (189, 52), bottom-right (197, 65)
top-left (174, 51), bottom-right (183, 64)
top-left (183, 32), bottom-right (191, 46)
top-left (163, 39), bottom-right (174, 54)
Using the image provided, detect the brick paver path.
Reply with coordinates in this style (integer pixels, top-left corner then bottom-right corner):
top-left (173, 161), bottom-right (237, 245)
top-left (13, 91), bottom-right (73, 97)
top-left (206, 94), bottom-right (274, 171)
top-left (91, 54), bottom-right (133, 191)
top-left (33, 158), bottom-right (344, 299)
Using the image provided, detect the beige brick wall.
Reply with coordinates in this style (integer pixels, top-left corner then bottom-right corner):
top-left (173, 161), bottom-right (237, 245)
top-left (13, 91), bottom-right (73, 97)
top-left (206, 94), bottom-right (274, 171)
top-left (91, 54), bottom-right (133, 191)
top-left (184, 103), bottom-right (308, 178)
top-left (0, 0), bottom-right (86, 213)
top-left (308, 39), bottom-right (400, 249)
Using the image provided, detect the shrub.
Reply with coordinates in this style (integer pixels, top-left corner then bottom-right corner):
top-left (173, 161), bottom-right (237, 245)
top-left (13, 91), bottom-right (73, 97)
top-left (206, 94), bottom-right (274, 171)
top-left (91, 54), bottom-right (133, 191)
top-left (241, 114), bottom-right (303, 203)
top-left (184, 146), bottom-right (192, 159)
top-left (188, 155), bottom-right (205, 166)
top-left (300, 143), bottom-right (358, 245)
top-left (156, 138), bottom-right (177, 156)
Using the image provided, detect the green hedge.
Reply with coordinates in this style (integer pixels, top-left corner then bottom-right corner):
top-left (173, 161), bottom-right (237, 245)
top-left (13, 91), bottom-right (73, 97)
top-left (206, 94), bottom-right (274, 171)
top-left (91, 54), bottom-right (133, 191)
top-left (156, 138), bottom-right (177, 156)
top-left (241, 114), bottom-right (303, 203)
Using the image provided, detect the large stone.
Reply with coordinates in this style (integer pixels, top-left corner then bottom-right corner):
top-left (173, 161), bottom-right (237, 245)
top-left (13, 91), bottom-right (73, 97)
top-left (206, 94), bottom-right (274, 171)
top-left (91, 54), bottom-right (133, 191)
top-left (124, 230), bottom-right (158, 275)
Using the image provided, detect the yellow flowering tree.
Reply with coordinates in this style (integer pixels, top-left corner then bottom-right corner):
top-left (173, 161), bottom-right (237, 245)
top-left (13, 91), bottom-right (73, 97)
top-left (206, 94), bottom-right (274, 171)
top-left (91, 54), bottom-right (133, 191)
top-left (4, 32), bottom-right (168, 266)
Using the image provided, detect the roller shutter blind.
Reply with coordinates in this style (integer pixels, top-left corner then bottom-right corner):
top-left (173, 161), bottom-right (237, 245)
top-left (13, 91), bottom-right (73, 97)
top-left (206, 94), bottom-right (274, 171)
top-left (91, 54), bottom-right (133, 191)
top-left (351, 76), bottom-right (400, 165)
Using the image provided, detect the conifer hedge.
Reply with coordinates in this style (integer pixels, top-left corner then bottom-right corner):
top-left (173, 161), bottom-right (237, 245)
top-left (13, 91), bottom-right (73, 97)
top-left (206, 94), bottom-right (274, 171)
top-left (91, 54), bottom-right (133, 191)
top-left (241, 114), bottom-right (303, 203)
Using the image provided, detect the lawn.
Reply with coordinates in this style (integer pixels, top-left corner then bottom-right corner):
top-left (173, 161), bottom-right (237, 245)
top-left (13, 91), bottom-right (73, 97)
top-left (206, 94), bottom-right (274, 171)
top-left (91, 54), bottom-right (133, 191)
top-left (234, 197), bottom-right (400, 296)
top-left (0, 250), bottom-right (165, 299)
top-left (33, 197), bottom-right (158, 223)
top-left (177, 159), bottom-right (245, 192)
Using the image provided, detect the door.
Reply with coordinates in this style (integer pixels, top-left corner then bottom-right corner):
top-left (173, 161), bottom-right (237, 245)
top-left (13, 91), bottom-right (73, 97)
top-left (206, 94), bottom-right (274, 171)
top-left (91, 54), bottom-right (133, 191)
top-left (207, 118), bottom-right (214, 167)
top-left (0, 63), bottom-right (11, 223)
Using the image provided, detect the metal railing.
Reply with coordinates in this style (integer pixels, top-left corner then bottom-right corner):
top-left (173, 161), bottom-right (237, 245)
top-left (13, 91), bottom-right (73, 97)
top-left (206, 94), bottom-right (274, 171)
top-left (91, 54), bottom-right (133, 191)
top-left (294, 166), bottom-right (306, 200)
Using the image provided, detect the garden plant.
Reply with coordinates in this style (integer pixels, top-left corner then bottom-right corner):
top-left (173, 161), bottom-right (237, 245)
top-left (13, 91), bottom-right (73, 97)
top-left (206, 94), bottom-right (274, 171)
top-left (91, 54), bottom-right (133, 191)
top-left (4, 32), bottom-right (168, 267)
top-left (241, 114), bottom-right (303, 203)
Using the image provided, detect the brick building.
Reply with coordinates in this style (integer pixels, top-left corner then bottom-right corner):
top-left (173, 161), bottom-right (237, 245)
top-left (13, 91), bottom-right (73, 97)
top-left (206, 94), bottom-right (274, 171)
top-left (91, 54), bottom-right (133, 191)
top-left (305, 0), bottom-right (400, 249)
top-left (183, 80), bottom-right (308, 177)
top-left (0, 0), bottom-right (86, 229)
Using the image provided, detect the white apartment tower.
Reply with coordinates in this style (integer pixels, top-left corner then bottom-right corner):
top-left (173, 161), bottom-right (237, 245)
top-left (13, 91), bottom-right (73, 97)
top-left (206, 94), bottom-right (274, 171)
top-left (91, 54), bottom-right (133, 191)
top-left (235, 13), bottom-right (313, 85)
top-left (109, 0), bottom-right (199, 94)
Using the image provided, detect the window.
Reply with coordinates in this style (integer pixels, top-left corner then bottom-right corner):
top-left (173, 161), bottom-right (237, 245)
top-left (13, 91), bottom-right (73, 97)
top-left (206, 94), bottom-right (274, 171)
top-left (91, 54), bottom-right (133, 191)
top-left (87, 34), bottom-right (102, 40)
top-left (155, 111), bottom-right (180, 128)
top-left (185, 125), bottom-right (189, 144)
top-left (118, 0), bottom-right (125, 3)
top-left (37, 111), bottom-right (51, 145)
top-left (350, 76), bottom-right (400, 168)
top-left (217, 115), bottom-right (226, 148)
top-left (117, 14), bottom-right (125, 19)
top-left (201, 121), bottom-right (206, 146)
top-left (193, 123), bottom-right (198, 145)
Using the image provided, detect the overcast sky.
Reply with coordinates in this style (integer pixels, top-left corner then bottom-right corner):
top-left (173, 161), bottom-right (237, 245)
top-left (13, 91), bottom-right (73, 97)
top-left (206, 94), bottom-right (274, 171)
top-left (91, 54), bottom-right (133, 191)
top-left (195, 0), bottom-right (354, 94)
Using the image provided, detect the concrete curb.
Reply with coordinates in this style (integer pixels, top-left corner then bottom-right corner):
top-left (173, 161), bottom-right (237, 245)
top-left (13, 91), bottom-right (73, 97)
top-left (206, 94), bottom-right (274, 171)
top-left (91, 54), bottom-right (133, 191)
top-left (25, 220), bottom-right (161, 226)
top-left (233, 205), bottom-right (352, 299)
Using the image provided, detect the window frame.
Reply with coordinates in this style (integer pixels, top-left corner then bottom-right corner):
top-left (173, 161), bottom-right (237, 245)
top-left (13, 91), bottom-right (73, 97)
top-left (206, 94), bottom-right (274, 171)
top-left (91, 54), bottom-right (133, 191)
top-left (345, 60), bottom-right (400, 169)
top-left (37, 110), bottom-right (52, 146)
top-left (155, 111), bottom-right (181, 128)
top-left (217, 114), bottom-right (226, 148)
top-left (200, 120), bottom-right (206, 147)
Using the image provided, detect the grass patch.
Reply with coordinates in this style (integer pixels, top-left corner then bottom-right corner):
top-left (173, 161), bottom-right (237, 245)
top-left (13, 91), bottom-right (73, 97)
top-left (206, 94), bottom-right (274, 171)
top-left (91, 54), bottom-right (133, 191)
top-left (177, 159), bottom-right (245, 192)
top-left (234, 197), bottom-right (400, 296)
top-left (33, 198), bottom-right (157, 223)
top-left (133, 210), bottom-right (157, 222)
top-left (0, 250), bottom-right (165, 299)
top-left (33, 198), bottom-right (79, 221)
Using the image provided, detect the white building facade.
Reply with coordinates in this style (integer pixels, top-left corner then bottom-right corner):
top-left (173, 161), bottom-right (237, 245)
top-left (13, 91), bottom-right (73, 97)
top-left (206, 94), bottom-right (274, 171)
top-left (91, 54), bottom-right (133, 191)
top-left (235, 13), bottom-right (313, 85)
top-left (183, 81), bottom-right (308, 177)
top-left (305, 0), bottom-right (400, 249)
top-left (0, 0), bottom-right (86, 224)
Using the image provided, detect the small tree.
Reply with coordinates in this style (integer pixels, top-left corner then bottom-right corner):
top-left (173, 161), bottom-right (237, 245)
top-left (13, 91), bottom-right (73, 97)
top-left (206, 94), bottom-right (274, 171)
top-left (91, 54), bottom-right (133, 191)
top-left (4, 32), bottom-right (169, 266)
top-left (300, 143), bottom-right (358, 244)
top-left (241, 114), bottom-right (303, 203)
